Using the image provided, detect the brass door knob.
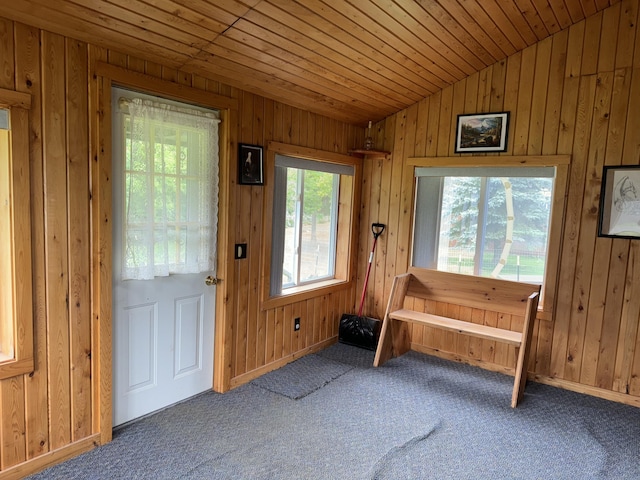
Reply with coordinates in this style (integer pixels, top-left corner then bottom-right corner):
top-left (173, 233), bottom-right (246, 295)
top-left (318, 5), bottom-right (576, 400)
top-left (205, 275), bottom-right (220, 286)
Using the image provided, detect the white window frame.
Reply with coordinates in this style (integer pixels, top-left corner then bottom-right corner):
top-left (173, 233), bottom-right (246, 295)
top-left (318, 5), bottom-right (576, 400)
top-left (408, 155), bottom-right (570, 319)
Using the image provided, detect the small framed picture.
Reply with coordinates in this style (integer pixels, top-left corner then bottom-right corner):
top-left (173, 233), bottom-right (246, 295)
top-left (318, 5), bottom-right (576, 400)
top-left (238, 143), bottom-right (264, 185)
top-left (598, 165), bottom-right (640, 239)
top-left (455, 112), bottom-right (510, 153)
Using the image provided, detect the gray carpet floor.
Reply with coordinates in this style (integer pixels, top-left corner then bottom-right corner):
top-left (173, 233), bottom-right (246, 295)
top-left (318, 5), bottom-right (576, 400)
top-left (27, 343), bottom-right (640, 479)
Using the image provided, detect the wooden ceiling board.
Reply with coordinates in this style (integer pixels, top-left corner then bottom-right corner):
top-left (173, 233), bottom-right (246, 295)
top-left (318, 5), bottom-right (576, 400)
top-left (204, 34), bottom-right (391, 115)
top-left (3, 0), bottom-right (191, 68)
top-left (531, 0), bottom-right (562, 33)
top-left (221, 21), bottom-right (414, 109)
top-left (479, 0), bottom-right (529, 51)
top-left (70, 0), bottom-right (214, 49)
top-left (248, 1), bottom-right (438, 97)
top-left (580, 0), bottom-right (599, 17)
top-left (268, 0), bottom-right (449, 92)
top-left (549, 0), bottom-right (575, 28)
top-left (121, 0), bottom-right (231, 40)
top-left (356, 2), bottom-right (468, 83)
top-left (452, 0), bottom-right (519, 56)
top-left (0, 0), bottom-right (622, 126)
top-left (372, 0), bottom-right (483, 75)
top-left (311, 0), bottom-right (459, 89)
top-left (414, 0), bottom-right (505, 64)
top-left (513, 0), bottom-right (552, 39)
top-left (288, 1), bottom-right (445, 97)
top-left (493, 0), bottom-right (540, 45)
top-left (427, 1), bottom-right (509, 62)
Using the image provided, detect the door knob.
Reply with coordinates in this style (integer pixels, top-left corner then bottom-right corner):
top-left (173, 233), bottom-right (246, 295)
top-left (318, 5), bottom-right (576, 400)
top-left (205, 275), bottom-right (220, 286)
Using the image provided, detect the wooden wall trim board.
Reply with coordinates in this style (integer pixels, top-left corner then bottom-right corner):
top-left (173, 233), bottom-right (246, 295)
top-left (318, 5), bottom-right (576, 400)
top-left (0, 88), bottom-right (31, 109)
top-left (0, 435), bottom-right (99, 480)
top-left (408, 154), bottom-right (572, 166)
top-left (414, 343), bottom-right (640, 409)
top-left (229, 337), bottom-right (336, 389)
top-left (94, 62), bottom-right (238, 111)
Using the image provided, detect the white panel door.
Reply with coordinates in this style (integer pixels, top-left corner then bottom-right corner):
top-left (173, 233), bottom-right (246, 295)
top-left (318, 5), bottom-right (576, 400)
top-left (112, 87), bottom-right (218, 427)
top-left (113, 274), bottom-right (214, 426)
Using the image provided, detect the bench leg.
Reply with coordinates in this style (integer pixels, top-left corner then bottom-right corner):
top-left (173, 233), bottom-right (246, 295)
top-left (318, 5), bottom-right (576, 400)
top-left (374, 317), bottom-right (411, 367)
top-left (511, 294), bottom-right (539, 407)
top-left (512, 346), bottom-right (528, 408)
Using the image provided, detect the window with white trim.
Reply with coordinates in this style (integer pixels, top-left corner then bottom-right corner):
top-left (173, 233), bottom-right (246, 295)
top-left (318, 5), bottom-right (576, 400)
top-left (270, 155), bottom-right (353, 296)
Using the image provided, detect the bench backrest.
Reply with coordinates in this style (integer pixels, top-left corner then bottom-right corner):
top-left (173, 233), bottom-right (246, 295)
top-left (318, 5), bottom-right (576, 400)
top-left (405, 267), bottom-right (540, 316)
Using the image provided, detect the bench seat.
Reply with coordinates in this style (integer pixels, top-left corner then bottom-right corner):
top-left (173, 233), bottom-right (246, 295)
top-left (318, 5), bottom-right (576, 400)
top-left (389, 309), bottom-right (523, 346)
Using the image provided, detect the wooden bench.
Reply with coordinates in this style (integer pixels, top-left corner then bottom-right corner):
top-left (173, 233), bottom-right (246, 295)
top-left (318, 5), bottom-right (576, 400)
top-left (373, 267), bottom-right (540, 407)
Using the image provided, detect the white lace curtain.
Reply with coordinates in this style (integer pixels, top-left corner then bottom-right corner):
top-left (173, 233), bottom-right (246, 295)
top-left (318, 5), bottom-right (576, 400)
top-left (121, 97), bottom-right (220, 280)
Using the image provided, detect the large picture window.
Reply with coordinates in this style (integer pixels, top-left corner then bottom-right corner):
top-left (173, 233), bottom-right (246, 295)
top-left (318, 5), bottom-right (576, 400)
top-left (411, 163), bottom-right (566, 312)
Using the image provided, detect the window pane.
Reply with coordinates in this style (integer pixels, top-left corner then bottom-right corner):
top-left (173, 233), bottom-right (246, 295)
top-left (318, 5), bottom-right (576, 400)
top-left (300, 170), bottom-right (336, 282)
top-left (118, 90), bottom-right (220, 280)
top-left (280, 168), bottom-right (338, 289)
top-left (282, 168), bottom-right (298, 287)
top-left (416, 173), bottom-right (553, 285)
top-left (437, 177), bottom-right (479, 273)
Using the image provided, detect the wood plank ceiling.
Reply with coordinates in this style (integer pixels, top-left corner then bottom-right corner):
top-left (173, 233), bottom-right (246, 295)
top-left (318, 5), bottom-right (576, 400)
top-left (0, 0), bottom-right (621, 125)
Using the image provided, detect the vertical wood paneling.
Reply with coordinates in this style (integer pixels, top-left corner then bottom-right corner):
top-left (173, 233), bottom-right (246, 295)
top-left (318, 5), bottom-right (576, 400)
top-left (0, 18), bottom-right (14, 89)
top-left (2, 1), bottom-right (640, 476)
top-left (42, 30), bottom-right (72, 450)
top-left (551, 74), bottom-right (596, 378)
top-left (0, 377), bottom-right (25, 469)
top-left (0, 12), bottom-right (362, 476)
top-left (14, 21), bottom-right (49, 460)
top-left (66, 38), bottom-right (91, 442)
top-left (361, 2), bottom-right (640, 406)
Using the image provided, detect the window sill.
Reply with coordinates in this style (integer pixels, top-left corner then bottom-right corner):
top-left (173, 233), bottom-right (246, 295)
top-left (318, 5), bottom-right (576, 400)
top-left (0, 356), bottom-right (34, 380)
top-left (262, 279), bottom-right (352, 311)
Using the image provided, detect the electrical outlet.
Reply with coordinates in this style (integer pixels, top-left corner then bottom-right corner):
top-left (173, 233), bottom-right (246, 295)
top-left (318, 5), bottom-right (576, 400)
top-left (294, 317), bottom-right (300, 331)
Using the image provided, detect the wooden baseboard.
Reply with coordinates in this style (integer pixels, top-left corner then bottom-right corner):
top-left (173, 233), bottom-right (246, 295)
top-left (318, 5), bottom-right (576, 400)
top-left (0, 435), bottom-right (99, 480)
top-left (411, 343), bottom-right (516, 376)
top-left (532, 374), bottom-right (640, 408)
top-left (229, 337), bottom-right (338, 388)
top-left (410, 344), bottom-right (640, 408)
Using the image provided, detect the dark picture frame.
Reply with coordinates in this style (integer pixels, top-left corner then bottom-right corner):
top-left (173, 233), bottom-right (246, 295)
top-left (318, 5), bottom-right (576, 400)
top-left (238, 143), bottom-right (264, 185)
top-left (455, 112), bottom-right (510, 153)
top-left (598, 165), bottom-right (640, 239)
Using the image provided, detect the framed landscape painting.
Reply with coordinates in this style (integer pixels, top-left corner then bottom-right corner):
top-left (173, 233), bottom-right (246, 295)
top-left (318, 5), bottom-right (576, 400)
top-left (455, 112), bottom-right (510, 153)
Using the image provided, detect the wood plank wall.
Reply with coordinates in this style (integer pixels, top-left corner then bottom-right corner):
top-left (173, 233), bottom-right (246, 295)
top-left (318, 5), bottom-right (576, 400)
top-left (0, 16), bottom-right (361, 478)
top-left (361, 0), bottom-right (640, 406)
top-left (229, 92), bottom-right (361, 386)
top-left (2, 1), bottom-right (639, 476)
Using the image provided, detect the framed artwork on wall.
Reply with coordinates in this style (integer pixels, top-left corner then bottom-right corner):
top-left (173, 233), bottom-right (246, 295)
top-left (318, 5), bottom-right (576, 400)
top-left (598, 165), bottom-right (640, 239)
top-left (454, 112), bottom-right (510, 153)
top-left (238, 143), bottom-right (264, 185)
